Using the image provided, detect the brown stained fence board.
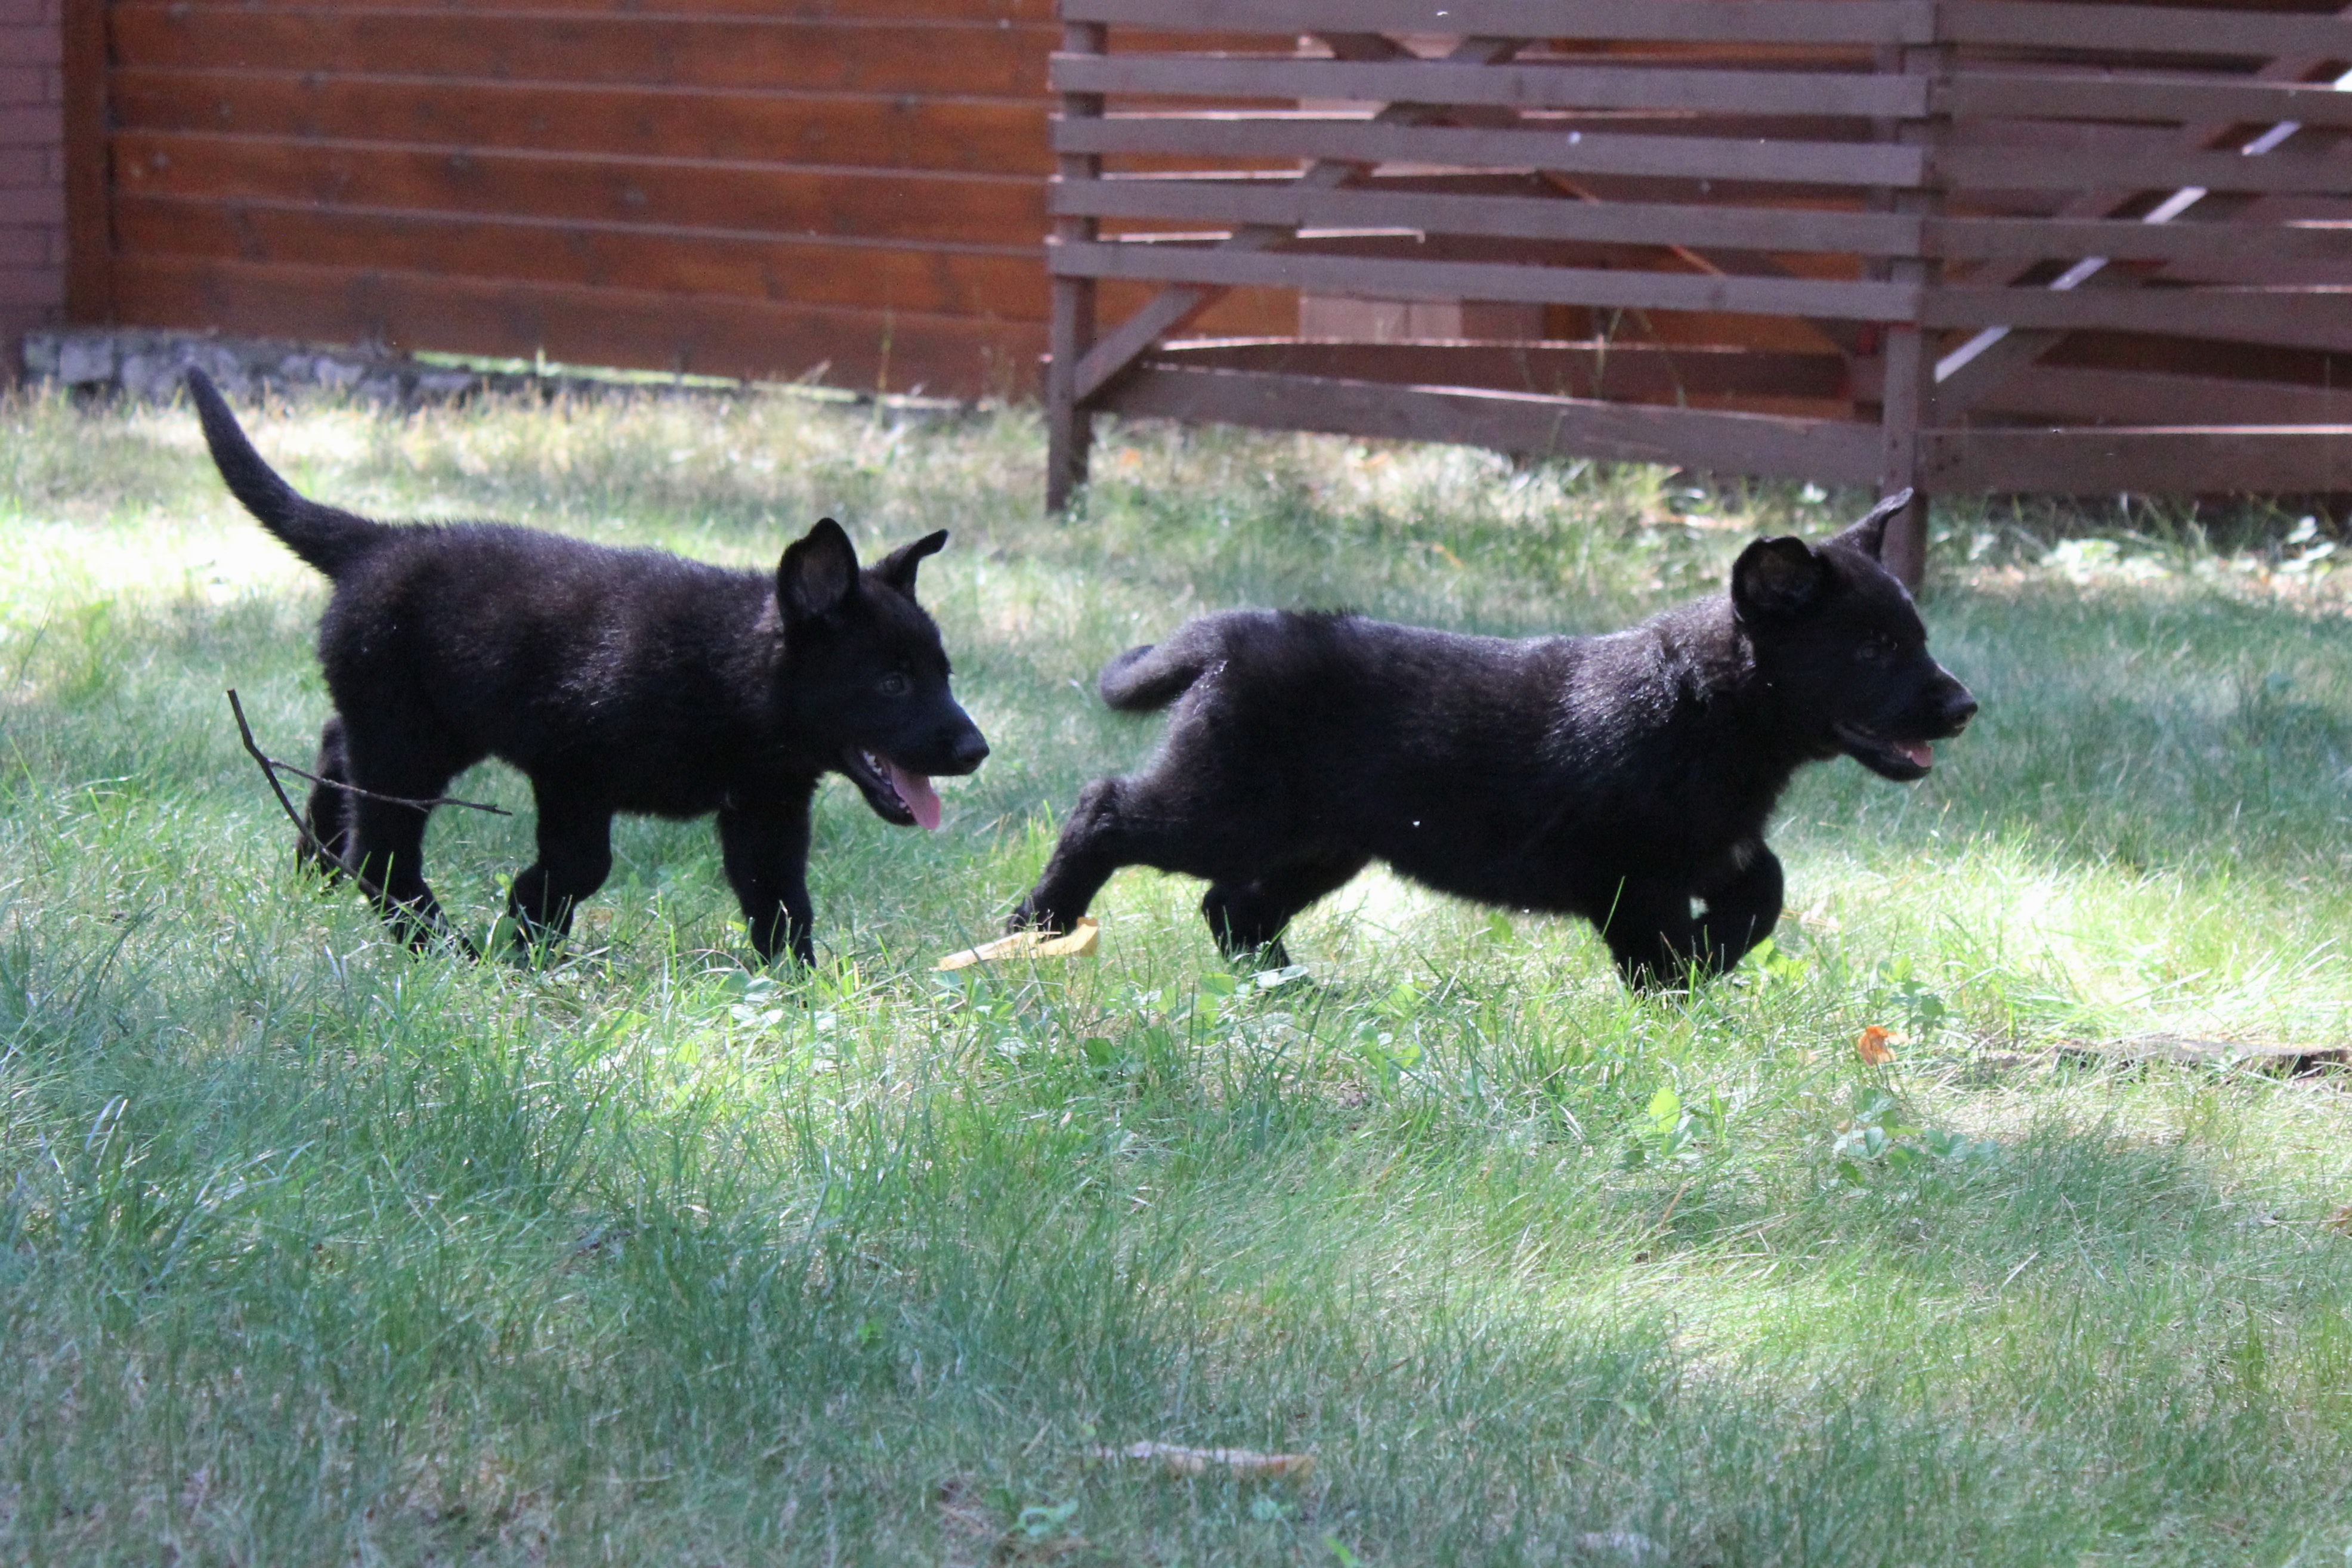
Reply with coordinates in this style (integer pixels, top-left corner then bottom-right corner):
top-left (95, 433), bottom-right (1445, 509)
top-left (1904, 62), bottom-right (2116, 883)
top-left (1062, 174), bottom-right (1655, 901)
top-left (1942, 2), bottom-right (2352, 59)
top-left (110, 72), bottom-right (1054, 175)
top-left (1051, 55), bottom-right (1930, 117)
top-left (1291, 230), bottom-right (1755, 274)
top-left (1053, 240), bottom-right (1920, 321)
top-left (1148, 339), bottom-right (1854, 400)
top-left (212, 0), bottom-right (1059, 16)
top-left (114, 197), bottom-right (1053, 318)
top-left (1053, 117), bottom-right (1928, 187)
top-left (112, 133), bottom-right (1049, 247)
top-left (2144, 254), bottom-right (2352, 290)
top-left (109, 10), bottom-right (1056, 95)
top-left (1924, 287), bottom-right (2352, 352)
top-left (1926, 426), bottom-right (2352, 494)
top-left (112, 252), bottom-right (1048, 395)
top-left (1937, 146), bottom-right (2352, 199)
top-left (1100, 364), bottom-right (1886, 480)
top-left (1940, 73), bottom-right (2352, 130)
top-left (1968, 364), bottom-right (2352, 427)
top-left (1056, 179), bottom-right (1924, 255)
top-left (1059, 0), bottom-right (1937, 47)
top-left (1928, 215), bottom-right (2352, 267)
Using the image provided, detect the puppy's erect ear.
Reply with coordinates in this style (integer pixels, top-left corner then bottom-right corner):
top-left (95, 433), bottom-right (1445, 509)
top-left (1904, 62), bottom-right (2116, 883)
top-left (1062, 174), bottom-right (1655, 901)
top-left (778, 518), bottom-right (860, 623)
top-left (1828, 488), bottom-right (1912, 562)
top-left (1732, 535), bottom-right (1830, 621)
top-left (873, 530), bottom-right (948, 599)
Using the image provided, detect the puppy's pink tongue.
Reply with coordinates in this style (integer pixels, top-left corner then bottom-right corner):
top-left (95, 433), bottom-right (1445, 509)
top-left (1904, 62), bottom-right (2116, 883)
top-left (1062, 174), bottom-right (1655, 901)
top-left (1897, 740), bottom-right (1934, 768)
top-left (888, 762), bottom-right (942, 830)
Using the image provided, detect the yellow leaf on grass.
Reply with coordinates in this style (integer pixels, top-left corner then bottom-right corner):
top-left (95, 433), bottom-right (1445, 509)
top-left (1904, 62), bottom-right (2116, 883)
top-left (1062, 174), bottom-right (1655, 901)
top-left (1084, 1442), bottom-right (1316, 1480)
top-left (1856, 1025), bottom-right (1896, 1066)
top-left (2326, 1204), bottom-right (2352, 1238)
top-left (935, 917), bottom-right (1099, 971)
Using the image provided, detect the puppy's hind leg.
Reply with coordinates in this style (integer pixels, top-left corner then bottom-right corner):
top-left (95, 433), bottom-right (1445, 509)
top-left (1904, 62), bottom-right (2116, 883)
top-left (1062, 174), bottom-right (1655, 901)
top-left (339, 720), bottom-right (475, 954)
top-left (506, 787), bottom-right (616, 958)
top-left (349, 790), bottom-right (467, 954)
top-left (298, 715), bottom-right (353, 878)
top-left (1202, 853), bottom-right (1368, 964)
top-left (1009, 778), bottom-right (1130, 936)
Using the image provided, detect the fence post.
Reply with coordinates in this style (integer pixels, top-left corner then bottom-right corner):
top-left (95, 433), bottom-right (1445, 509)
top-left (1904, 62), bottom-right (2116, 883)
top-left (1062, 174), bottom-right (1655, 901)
top-left (1046, 16), bottom-right (1105, 514)
top-left (1876, 21), bottom-right (1946, 587)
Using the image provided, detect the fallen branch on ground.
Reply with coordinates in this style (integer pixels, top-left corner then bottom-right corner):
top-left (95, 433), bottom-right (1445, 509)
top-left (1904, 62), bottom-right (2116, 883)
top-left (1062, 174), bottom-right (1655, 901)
top-left (227, 688), bottom-right (483, 957)
top-left (225, 701), bottom-right (510, 815)
top-left (227, 687), bottom-right (390, 906)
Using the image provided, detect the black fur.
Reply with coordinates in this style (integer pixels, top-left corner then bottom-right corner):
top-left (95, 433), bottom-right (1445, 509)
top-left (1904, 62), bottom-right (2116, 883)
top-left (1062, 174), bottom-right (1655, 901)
top-left (1013, 493), bottom-right (1976, 988)
top-left (191, 369), bottom-right (988, 964)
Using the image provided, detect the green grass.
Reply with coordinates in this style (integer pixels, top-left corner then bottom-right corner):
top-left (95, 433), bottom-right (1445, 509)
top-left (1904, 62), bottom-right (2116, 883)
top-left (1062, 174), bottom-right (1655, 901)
top-left (2, 385), bottom-right (2349, 1566)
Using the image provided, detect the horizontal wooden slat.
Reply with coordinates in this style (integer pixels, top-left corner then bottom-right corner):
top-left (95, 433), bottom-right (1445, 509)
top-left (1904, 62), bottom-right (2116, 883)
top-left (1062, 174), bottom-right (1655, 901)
top-left (1940, 71), bottom-right (2352, 131)
top-left (1055, 239), bottom-right (1920, 321)
top-left (1059, 0), bottom-right (1936, 47)
top-left (114, 196), bottom-right (1051, 318)
top-left (112, 252), bottom-right (1047, 397)
top-left (1148, 338), bottom-right (1854, 400)
top-left (1924, 285), bottom-right (2352, 353)
top-left (1050, 54), bottom-right (1928, 118)
top-left (1098, 363), bottom-right (1884, 480)
top-left (110, 70), bottom-right (1053, 175)
top-left (1939, 144), bottom-right (2352, 198)
top-left (1927, 214), bottom-right (2352, 267)
top-left (1942, 2), bottom-right (2352, 60)
top-left (109, 9), bottom-right (1054, 95)
top-left (1961, 363), bottom-right (2352, 426)
top-left (1054, 117), bottom-right (1926, 188)
top-left (196, 0), bottom-right (1055, 16)
top-left (1926, 425), bottom-right (2352, 494)
top-left (1055, 177), bottom-right (1925, 256)
top-left (113, 131), bottom-right (1047, 247)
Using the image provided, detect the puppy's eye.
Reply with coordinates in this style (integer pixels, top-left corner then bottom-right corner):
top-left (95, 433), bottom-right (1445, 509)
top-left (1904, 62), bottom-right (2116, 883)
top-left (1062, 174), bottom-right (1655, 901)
top-left (879, 672), bottom-right (910, 697)
top-left (1855, 636), bottom-right (1894, 665)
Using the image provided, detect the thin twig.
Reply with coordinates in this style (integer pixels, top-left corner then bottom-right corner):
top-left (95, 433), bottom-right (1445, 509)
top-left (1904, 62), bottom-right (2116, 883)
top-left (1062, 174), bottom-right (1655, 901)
top-left (226, 688), bottom-right (389, 906)
top-left (258, 754), bottom-right (511, 816)
top-left (228, 689), bottom-right (481, 959)
top-left (1651, 1178), bottom-right (1696, 1237)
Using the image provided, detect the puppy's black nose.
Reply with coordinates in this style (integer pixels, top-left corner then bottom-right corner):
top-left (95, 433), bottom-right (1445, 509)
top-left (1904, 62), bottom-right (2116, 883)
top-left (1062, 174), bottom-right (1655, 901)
top-left (1942, 689), bottom-right (1979, 732)
top-left (951, 732), bottom-right (990, 772)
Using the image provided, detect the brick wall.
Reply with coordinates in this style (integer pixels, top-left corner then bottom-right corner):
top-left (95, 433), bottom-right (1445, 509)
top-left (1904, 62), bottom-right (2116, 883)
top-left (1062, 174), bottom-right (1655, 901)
top-left (0, 0), bottom-right (61, 378)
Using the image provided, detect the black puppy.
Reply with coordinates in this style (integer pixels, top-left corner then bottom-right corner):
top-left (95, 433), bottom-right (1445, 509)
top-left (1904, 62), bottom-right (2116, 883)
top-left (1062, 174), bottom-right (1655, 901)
top-left (1012, 493), bottom-right (1974, 988)
top-left (189, 370), bottom-right (988, 964)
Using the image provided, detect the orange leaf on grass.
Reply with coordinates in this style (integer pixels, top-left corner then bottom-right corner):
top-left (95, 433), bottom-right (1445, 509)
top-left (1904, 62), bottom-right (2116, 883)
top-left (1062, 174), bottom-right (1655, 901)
top-left (1856, 1026), bottom-right (1896, 1066)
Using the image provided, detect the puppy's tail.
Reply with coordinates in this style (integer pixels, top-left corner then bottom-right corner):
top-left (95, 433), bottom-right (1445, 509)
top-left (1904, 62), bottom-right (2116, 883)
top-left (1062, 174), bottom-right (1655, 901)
top-left (1098, 641), bottom-right (1210, 712)
top-left (187, 369), bottom-right (390, 579)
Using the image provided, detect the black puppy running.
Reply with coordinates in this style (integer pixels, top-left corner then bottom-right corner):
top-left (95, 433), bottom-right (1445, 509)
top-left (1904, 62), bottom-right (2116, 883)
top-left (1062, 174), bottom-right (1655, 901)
top-left (1013, 494), bottom-right (1974, 988)
top-left (190, 370), bottom-right (988, 964)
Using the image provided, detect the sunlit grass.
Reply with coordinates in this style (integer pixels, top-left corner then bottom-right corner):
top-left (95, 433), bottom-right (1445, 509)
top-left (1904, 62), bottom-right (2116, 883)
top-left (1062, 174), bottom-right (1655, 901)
top-left (1, 384), bottom-right (2348, 1564)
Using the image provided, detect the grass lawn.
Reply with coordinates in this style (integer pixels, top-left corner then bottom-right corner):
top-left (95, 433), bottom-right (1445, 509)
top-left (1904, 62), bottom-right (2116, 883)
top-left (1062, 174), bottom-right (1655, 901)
top-left (2, 385), bottom-right (2349, 1566)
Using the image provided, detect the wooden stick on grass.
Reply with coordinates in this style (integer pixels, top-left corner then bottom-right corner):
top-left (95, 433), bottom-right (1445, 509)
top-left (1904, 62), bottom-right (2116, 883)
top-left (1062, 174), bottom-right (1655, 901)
top-left (227, 687), bottom-right (390, 906)
top-left (227, 688), bottom-right (489, 958)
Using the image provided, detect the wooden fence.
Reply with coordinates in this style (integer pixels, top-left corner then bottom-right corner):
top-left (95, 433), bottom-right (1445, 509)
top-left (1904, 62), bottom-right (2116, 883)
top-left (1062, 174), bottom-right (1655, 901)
top-left (63, 0), bottom-right (1296, 397)
top-left (1046, 0), bottom-right (2352, 578)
